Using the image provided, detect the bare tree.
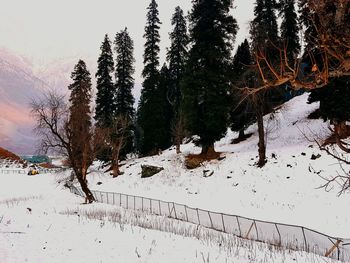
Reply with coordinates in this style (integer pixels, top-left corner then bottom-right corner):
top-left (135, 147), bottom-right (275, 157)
top-left (31, 91), bottom-right (95, 203)
top-left (240, 0), bottom-right (350, 189)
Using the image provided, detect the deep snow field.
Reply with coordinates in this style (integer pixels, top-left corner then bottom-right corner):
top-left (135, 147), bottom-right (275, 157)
top-left (0, 93), bottom-right (349, 262)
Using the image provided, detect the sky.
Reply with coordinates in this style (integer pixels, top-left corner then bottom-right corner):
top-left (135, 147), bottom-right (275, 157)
top-left (0, 0), bottom-right (255, 84)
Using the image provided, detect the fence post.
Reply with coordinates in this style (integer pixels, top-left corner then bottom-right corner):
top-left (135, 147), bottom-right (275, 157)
top-left (208, 211), bottom-right (213, 228)
top-left (100, 191), bottom-right (103, 202)
top-left (221, 214), bottom-right (226, 233)
top-left (254, 220), bottom-right (259, 240)
top-left (196, 208), bottom-right (201, 225)
top-left (142, 197), bottom-right (144, 211)
top-left (302, 227), bottom-right (308, 250)
top-left (113, 193), bottom-right (115, 205)
top-left (106, 192), bottom-right (109, 204)
top-left (275, 224), bottom-right (282, 245)
top-left (173, 203), bottom-right (177, 219)
top-left (158, 200), bottom-right (161, 216)
top-left (236, 216), bottom-right (242, 237)
top-left (184, 206), bottom-right (189, 222)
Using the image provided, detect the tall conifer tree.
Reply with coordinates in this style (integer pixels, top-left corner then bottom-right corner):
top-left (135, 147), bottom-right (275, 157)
top-left (181, 0), bottom-right (238, 155)
top-left (95, 34), bottom-right (115, 128)
top-left (68, 60), bottom-right (94, 202)
top-left (279, 0), bottom-right (300, 63)
top-left (137, 0), bottom-right (169, 155)
top-left (250, 0), bottom-right (280, 167)
top-left (230, 39), bottom-right (255, 141)
top-left (114, 28), bottom-right (136, 156)
top-left (166, 6), bottom-right (189, 153)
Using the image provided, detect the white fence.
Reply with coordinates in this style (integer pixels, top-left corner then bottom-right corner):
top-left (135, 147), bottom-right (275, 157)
top-left (69, 186), bottom-right (350, 262)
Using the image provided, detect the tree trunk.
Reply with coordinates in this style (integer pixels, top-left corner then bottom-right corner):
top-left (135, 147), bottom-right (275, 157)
top-left (75, 170), bottom-right (95, 203)
top-left (175, 142), bottom-right (181, 154)
top-left (201, 143), bottom-right (216, 156)
top-left (257, 109), bottom-right (266, 167)
top-left (110, 138), bottom-right (123, 178)
top-left (334, 120), bottom-right (350, 153)
top-left (238, 129), bottom-right (245, 140)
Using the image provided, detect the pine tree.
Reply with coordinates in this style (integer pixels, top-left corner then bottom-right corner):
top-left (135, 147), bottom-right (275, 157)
top-left (298, 0), bottom-right (317, 50)
top-left (68, 60), bottom-right (94, 202)
top-left (250, 0), bottom-right (279, 55)
top-left (114, 28), bottom-right (136, 157)
top-left (230, 39), bottom-right (256, 142)
top-left (250, 0), bottom-right (280, 167)
top-left (166, 6), bottom-right (189, 153)
top-left (279, 0), bottom-right (300, 63)
top-left (95, 34), bottom-right (115, 128)
top-left (181, 0), bottom-right (238, 155)
top-left (137, 0), bottom-right (170, 155)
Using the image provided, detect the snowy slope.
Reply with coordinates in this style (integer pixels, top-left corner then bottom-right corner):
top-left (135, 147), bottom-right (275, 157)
top-left (87, 94), bottom-right (350, 238)
top-left (0, 171), bottom-right (342, 263)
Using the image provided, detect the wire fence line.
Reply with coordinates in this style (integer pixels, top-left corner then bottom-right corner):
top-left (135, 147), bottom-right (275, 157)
top-left (0, 168), bottom-right (66, 174)
top-left (69, 185), bottom-right (350, 262)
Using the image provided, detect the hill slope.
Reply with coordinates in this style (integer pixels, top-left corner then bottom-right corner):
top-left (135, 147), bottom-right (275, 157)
top-left (88, 94), bottom-right (350, 238)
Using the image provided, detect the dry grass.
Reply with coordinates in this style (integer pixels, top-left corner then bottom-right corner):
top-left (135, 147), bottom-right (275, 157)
top-left (60, 207), bottom-right (340, 263)
top-left (0, 195), bottom-right (42, 207)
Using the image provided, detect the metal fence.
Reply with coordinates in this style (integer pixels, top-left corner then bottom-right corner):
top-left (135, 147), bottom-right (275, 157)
top-left (0, 169), bottom-right (26, 174)
top-left (69, 185), bottom-right (350, 262)
top-left (0, 168), bottom-right (66, 175)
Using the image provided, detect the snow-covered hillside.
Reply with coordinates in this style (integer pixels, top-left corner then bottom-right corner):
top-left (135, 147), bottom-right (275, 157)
top-left (88, 94), bottom-right (350, 238)
top-left (1, 94), bottom-right (349, 262)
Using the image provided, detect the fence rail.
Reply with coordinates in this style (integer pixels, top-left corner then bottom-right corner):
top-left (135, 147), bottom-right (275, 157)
top-left (69, 185), bottom-right (350, 262)
top-left (0, 168), bottom-right (66, 175)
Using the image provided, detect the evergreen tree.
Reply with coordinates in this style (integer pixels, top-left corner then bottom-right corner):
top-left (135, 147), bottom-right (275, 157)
top-left (250, 0), bottom-right (279, 55)
top-left (95, 34), bottom-right (115, 128)
top-left (166, 6), bottom-right (189, 153)
top-left (230, 39), bottom-right (256, 141)
top-left (167, 6), bottom-right (188, 108)
top-left (298, 0), bottom-right (318, 50)
top-left (137, 0), bottom-right (170, 155)
top-left (250, 0), bottom-right (280, 167)
top-left (308, 77), bottom-right (350, 124)
top-left (279, 0), bottom-right (300, 63)
top-left (68, 60), bottom-right (94, 202)
top-left (114, 28), bottom-right (136, 156)
top-left (181, 0), bottom-right (238, 155)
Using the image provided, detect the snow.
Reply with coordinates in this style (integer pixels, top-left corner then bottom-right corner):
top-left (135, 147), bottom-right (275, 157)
top-left (0, 171), bottom-right (342, 263)
top-left (0, 93), bottom-right (349, 262)
top-left (87, 94), bottom-right (350, 238)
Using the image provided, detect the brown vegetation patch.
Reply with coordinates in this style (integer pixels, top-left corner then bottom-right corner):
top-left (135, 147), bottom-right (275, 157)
top-left (185, 151), bottom-right (221, 170)
top-left (39, 162), bottom-right (58, 169)
top-left (0, 147), bottom-right (23, 163)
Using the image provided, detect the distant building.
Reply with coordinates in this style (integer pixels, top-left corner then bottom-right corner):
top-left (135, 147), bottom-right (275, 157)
top-left (22, 155), bottom-right (52, 164)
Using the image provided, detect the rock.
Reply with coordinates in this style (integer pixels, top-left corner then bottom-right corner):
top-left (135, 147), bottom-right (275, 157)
top-left (301, 152), bottom-right (306, 156)
top-left (97, 182), bottom-right (102, 185)
top-left (141, 165), bottom-right (164, 178)
top-left (217, 156), bottom-right (226, 161)
top-left (203, 170), bottom-right (214, 177)
top-left (311, 154), bottom-right (321, 160)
